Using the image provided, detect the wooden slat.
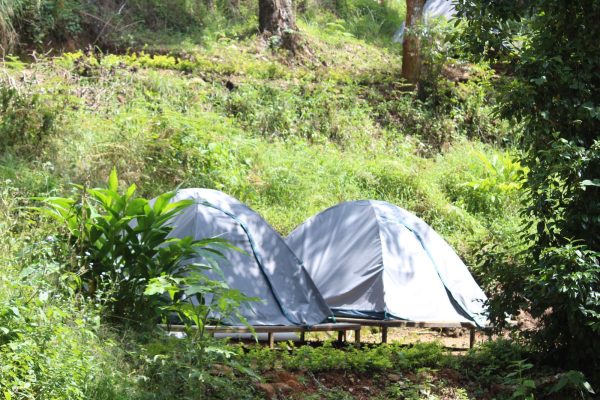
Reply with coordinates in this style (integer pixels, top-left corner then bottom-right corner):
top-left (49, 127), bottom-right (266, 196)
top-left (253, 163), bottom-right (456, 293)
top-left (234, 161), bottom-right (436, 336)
top-left (333, 317), bottom-right (478, 329)
top-left (268, 332), bottom-right (275, 348)
top-left (159, 322), bottom-right (361, 335)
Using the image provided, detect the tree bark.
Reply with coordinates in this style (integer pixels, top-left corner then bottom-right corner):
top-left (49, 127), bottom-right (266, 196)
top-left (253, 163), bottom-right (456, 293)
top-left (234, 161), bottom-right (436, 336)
top-left (401, 0), bottom-right (425, 85)
top-left (258, 0), bottom-right (299, 52)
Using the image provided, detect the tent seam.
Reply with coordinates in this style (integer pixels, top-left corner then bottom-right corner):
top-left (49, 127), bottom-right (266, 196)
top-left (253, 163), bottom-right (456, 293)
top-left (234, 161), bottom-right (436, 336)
top-left (368, 201), bottom-right (389, 320)
top-left (197, 200), bottom-right (304, 326)
top-left (383, 207), bottom-right (483, 327)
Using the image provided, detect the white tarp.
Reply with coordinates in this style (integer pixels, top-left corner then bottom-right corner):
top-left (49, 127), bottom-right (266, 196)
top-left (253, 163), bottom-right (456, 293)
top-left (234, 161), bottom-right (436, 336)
top-left (393, 0), bottom-right (456, 42)
top-left (161, 188), bottom-right (332, 326)
top-left (286, 200), bottom-right (488, 327)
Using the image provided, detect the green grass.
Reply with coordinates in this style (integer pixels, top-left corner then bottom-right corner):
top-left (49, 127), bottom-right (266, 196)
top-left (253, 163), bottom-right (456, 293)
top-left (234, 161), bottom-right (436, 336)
top-left (0, 26), bottom-right (522, 261)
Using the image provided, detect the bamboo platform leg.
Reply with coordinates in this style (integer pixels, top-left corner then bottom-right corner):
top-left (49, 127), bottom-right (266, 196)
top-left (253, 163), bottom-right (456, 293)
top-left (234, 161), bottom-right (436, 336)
top-left (381, 326), bottom-right (388, 344)
top-left (469, 328), bottom-right (475, 349)
top-left (268, 332), bottom-right (275, 348)
top-left (337, 330), bottom-right (345, 343)
top-left (300, 331), bottom-right (306, 343)
top-left (354, 329), bottom-right (361, 346)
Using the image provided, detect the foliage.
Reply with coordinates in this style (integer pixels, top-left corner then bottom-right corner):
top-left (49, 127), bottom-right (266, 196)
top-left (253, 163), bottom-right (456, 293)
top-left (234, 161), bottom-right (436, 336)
top-left (145, 271), bottom-right (255, 351)
top-left (222, 81), bottom-right (375, 145)
top-left (0, 0), bottom-right (81, 51)
top-left (504, 360), bottom-right (536, 400)
top-left (0, 181), bottom-right (118, 400)
top-left (0, 277), bottom-right (106, 399)
top-left (93, 333), bottom-right (261, 400)
top-left (336, 0), bottom-right (404, 46)
top-left (457, 0), bottom-right (600, 381)
top-left (415, 19), bottom-right (520, 148)
top-left (458, 152), bottom-right (526, 215)
top-left (35, 168), bottom-right (232, 326)
top-left (0, 85), bottom-right (58, 157)
top-left (244, 341), bottom-right (456, 373)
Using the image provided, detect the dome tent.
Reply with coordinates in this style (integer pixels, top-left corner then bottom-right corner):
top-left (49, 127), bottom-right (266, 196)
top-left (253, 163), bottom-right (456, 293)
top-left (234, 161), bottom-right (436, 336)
top-left (286, 200), bottom-right (488, 327)
top-left (161, 188), bottom-right (332, 326)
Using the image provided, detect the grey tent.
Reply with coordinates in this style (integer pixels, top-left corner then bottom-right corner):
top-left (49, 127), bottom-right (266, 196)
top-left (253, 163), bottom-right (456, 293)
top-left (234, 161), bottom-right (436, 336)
top-left (163, 188), bottom-right (332, 326)
top-left (286, 200), bottom-right (488, 327)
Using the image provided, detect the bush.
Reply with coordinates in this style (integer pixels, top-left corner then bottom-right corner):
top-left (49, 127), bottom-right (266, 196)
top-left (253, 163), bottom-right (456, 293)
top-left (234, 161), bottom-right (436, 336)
top-left (0, 0), bottom-right (81, 51)
top-left (457, 0), bottom-right (600, 382)
top-left (0, 186), bottom-right (112, 399)
top-left (0, 277), bottom-right (109, 399)
top-left (0, 86), bottom-right (58, 157)
top-left (126, 0), bottom-right (206, 32)
top-left (35, 169), bottom-right (231, 326)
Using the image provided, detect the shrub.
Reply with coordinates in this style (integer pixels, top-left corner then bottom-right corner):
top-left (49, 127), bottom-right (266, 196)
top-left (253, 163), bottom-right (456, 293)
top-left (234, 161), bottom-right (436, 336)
top-left (35, 168), bottom-right (231, 326)
top-left (0, 86), bottom-right (57, 157)
top-left (457, 0), bottom-right (600, 382)
top-left (0, 0), bottom-right (81, 51)
top-left (0, 278), bottom-right (108, 399)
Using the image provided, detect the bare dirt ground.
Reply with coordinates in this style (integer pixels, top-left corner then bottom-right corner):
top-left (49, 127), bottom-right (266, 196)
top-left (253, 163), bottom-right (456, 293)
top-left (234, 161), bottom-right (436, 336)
top-left (303, 326), bottom-right (493, 350)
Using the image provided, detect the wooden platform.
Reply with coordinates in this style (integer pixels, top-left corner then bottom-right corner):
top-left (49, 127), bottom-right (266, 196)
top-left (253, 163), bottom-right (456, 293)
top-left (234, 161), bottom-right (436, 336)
top-left (333, 317), bottom-right (480, 348)
top-left (161, 322), bottom-right (362, 348)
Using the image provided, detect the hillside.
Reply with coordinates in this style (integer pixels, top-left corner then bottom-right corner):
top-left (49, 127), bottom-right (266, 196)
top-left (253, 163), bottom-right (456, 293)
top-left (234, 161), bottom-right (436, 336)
top-left (2, 1), bottom-right (595, 399)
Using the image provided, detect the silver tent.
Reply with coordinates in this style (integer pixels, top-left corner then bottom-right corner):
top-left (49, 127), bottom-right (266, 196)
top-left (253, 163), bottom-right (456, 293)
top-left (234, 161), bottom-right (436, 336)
top-left (163, 188), bottom-right (332, 326)
top-left (286, 200), bottom-right (488, 327)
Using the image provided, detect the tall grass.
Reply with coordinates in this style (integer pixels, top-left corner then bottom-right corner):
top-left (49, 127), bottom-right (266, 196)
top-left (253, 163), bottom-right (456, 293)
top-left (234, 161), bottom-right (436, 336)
top-left (0, 0), bottom-right (25, 52)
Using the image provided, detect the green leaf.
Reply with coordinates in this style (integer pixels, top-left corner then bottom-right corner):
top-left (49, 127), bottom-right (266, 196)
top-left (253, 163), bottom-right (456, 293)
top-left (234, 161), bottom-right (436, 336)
top-left (108, 167), bottom-right (118, 192)
top-left (126, 183), bottom-right (137, 200)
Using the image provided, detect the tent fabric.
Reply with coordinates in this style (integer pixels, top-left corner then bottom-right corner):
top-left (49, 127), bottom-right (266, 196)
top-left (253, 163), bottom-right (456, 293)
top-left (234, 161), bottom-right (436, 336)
top-left (286, 200), bottom-right (488, 327)
top-left (392, 0), bottom-right (456, 43)
top-left (162, 188), bottom-right (332, 326)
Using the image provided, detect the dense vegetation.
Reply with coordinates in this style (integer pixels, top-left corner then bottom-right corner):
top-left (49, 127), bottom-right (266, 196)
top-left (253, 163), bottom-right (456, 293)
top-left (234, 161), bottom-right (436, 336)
top-left (0, 0), bottom-right (597, 398)
top-left (457, 0), bottom-right (600, 382)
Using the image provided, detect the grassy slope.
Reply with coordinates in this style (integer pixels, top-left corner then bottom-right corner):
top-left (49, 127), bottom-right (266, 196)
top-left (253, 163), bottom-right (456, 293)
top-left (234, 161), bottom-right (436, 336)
top-left (0, 9), bottom-right (531, 398)
top-left (2, 20), bottom-right (519, 256)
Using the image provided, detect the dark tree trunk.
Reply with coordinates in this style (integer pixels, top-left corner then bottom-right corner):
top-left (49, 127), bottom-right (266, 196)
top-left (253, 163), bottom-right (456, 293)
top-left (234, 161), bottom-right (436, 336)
top-left (258, 0), bottom-right (299, 52)
top-left (401, 0), bottom-right (425, 85)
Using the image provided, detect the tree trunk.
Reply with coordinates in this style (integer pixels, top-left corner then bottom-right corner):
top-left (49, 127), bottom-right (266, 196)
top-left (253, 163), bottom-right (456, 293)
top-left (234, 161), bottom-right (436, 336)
top-left (258, 0), bottom-right (299, 52)
top-left (401, 0), bottom-right (425, 85)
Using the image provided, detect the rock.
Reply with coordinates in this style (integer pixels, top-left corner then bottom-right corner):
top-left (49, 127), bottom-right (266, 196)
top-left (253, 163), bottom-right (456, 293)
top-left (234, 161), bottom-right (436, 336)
top-left (387, 373), bottom-right (402, 382)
